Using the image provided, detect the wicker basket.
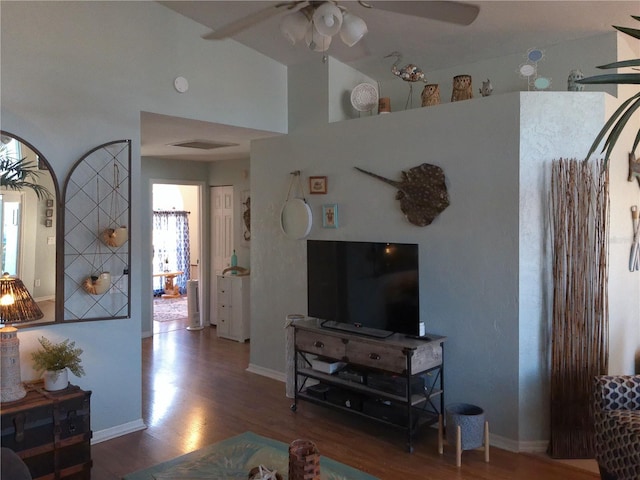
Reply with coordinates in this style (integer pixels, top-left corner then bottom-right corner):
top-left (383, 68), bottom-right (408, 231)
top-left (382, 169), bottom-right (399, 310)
top-left (288, 439), bottom-right (320, 480)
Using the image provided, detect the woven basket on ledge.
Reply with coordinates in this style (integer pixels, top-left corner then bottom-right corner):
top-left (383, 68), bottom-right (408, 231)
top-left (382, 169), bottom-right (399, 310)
top-left (288, 439), bottom-right (320, 480)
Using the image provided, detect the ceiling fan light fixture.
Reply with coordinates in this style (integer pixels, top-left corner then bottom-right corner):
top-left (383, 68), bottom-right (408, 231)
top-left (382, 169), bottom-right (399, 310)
top-left (305, 25), bottom-right (332, 52)
top-left (312, 2), bottom-right (343, 37)
top-left (280, 10), bottom-right (309, 45)
top-left (339, 12), bottom-right (367, 47)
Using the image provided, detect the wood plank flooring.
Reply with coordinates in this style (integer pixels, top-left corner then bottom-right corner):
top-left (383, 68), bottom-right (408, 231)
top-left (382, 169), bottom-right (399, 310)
top-left (91, 322), bottom-right (599, 480)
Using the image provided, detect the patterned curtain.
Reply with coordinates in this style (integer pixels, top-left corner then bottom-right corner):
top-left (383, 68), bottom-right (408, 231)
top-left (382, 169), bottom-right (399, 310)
top-left (152, 210), bottom-right (191, 295)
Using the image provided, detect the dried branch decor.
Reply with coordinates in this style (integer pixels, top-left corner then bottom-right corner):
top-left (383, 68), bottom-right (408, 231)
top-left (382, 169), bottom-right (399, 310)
top-left (548, 158), bottom-right (609, 458)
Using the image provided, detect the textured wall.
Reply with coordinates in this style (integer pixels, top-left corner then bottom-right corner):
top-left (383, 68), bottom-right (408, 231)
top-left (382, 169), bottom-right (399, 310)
top-left (249, 90), bottom-right (637, 450)
top-left (251, 93), bottom-right (522, 443)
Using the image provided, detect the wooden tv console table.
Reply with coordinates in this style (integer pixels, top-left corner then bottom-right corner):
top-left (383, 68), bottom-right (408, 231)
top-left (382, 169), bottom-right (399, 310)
top-left (290, 318), bottom-right (445, 452)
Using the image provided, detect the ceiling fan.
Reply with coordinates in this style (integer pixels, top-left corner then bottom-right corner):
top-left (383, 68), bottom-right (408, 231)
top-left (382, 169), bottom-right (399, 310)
top-left (202, 1), bottom-right (480, 52)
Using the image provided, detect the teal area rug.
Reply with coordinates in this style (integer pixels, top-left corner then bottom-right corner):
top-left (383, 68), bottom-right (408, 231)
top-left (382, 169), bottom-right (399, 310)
top-left (123, 432), bottom-right (379, 480)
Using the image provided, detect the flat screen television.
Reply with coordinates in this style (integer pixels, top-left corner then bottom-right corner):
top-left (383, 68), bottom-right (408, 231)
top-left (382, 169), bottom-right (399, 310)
top-left (307, 240), bottom-right (420, 338)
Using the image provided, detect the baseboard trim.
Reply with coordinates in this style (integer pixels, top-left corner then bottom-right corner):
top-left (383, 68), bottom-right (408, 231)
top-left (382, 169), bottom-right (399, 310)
top-left (92, 419), bottom-right (147, 444)
top-left (246, 363), bottom-right (286, 383)
top-left (516, 439), bottom-right (549, 453)
top-left (488, 433), bottom-right (548, 453)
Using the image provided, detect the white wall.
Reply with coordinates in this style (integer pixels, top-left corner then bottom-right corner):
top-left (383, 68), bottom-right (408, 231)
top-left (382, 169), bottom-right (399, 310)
top-left (177, 185), bottom-right (200, 270)
top-left (327, 57), bottom-right (378, 122)
top-left (377, 33), bottom-right (618, 117)
top-left (251, 94), bottom-right (522, 440)
top-left (2, 1), bottom-right (287, 439)
top-left (250, 89), bottom-right (637, 450)
top-left (518, 92), bottom-right (611, 447)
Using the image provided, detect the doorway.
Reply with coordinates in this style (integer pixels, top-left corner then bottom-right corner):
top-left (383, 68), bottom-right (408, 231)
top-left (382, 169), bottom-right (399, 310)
top-left (152, 183), bottom-right (201, 334)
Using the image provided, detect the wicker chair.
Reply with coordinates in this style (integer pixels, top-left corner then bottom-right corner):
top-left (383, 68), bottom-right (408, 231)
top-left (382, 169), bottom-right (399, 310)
top-left (593, 375), bottom-right (640, 480)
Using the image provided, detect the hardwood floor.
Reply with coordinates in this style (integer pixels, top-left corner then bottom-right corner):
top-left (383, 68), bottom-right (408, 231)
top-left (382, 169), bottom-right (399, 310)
top-left (91, 324), bottom-right (599, 480)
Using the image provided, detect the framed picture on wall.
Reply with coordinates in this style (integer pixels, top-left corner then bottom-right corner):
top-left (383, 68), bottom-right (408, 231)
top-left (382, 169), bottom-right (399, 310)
top-left (46, 208), bottom-right (53, 217)
top-left (45, 219), bottom-right (53, 228)
top-left (309, 176), bottom-right (327, 194)
top-left (46, 199), bottom-right (54, 208)
top-left (322, 204), bottom-right (338, 228)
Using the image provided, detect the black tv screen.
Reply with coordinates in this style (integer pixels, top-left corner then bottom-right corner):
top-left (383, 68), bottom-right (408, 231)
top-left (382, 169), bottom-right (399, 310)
top-left (307, 240), bottom-right (419, 337)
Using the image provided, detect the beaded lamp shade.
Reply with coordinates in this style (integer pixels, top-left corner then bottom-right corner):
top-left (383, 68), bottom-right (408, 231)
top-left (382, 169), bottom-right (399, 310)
top-left (0, 273), bottom-right (43, 402)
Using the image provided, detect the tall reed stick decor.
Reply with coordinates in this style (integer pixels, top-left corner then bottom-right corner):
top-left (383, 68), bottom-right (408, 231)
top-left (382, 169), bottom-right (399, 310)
top-left (548, 158), bottom-right (609, 458)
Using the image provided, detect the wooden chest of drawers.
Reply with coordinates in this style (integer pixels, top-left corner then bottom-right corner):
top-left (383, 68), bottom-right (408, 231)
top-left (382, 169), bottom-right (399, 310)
top-left (216, 274), bottom-right (250, 342)
top-left (1, 382), bottom-right (92, 480)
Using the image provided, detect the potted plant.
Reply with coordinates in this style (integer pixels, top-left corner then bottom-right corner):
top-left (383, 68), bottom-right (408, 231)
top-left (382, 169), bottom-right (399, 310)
top-left (0, 145), bottom-right (51, 199)
top-left (31, 337), bottom-right (85, 391)
top-left (577, 15), bottom-right (640, 163)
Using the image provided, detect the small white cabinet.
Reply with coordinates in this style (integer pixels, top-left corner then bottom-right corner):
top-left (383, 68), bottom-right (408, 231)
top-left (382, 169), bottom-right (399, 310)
top-left (216, 274), bottom-right (250, 342)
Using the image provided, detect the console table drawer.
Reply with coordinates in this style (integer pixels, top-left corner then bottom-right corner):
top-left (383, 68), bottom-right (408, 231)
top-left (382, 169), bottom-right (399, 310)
top-left (412, 344), bottom-right (443, 372)
top-left (295, 330), bottom-right (345, 360)
top-left (346, 342), bottom-right (407, 373)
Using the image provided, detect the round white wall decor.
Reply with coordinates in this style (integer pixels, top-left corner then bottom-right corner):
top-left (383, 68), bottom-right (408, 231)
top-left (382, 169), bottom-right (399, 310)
top-left (174, 76), bottom-right (189, 93)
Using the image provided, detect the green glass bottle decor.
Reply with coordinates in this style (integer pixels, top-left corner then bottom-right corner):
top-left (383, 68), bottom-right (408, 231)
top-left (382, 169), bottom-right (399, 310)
top-left (230, 249), bottom-right (238, 275)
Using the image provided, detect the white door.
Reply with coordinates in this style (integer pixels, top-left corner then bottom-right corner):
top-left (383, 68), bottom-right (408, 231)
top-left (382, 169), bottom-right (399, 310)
top-left (210, 186), bottom-right (233, 325)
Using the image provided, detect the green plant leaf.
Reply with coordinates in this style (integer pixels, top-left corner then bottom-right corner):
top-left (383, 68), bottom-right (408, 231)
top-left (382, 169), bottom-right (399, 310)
top-left (577, 73), bottom-right (640, 85)
top-left (596, 59), bottom-right (640, 69)
top-left (614, 25), bottom-right (640, 40)
top-left (584, 92), bottom-right (640, 160)
top-left (0, 151), bottom-right (51, 199)
top-left (602, 97), bottom-right (640, 160)
top-left (633, 126), bottom-right (640, 154)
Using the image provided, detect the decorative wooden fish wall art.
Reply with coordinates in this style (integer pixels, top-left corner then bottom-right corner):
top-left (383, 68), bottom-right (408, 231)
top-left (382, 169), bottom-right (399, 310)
top-left (354, 163), bottom-right (449, 226)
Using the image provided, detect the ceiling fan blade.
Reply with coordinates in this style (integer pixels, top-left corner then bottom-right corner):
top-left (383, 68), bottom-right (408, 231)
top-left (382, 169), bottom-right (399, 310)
top-left (202, 1), bottom-right (307, 40)
top-left (364, 1), bottom-right (479, 26)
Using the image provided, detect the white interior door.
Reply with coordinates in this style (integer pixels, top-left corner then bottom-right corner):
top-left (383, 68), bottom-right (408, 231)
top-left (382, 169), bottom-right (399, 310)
top-left (210, 186), bottom-right (233, 325)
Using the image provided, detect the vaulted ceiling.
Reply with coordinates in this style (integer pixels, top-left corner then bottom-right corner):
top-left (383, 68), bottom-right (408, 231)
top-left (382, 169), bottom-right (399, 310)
top-left (144, 1), bottom-right (638, 162)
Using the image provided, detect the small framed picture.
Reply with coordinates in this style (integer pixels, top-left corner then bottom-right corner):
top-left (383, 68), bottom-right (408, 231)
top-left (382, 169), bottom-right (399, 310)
top-left (46, 199), bottom-right (54, 208)
top-left (45, 219), bottom-right (52, 228)
top-left (46, 208), bottom-right (53, 217)
top-left (322, 204), bottom-right (338, 228)
top-left (309, 176), bottom-right (327, 194)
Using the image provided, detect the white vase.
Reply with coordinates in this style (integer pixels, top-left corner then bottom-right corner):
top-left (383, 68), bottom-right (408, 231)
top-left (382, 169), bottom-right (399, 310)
top-left (43, 368), bottom-right (69, 391)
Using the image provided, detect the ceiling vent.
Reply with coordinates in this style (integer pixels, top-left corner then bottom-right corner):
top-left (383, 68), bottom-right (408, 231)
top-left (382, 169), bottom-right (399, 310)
top-left (168, 139), bottom-right (238, 150)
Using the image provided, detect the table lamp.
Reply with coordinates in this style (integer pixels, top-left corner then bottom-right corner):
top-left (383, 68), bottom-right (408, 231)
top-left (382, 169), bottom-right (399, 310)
top-left (0, 273), bottom-right (44, 402)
